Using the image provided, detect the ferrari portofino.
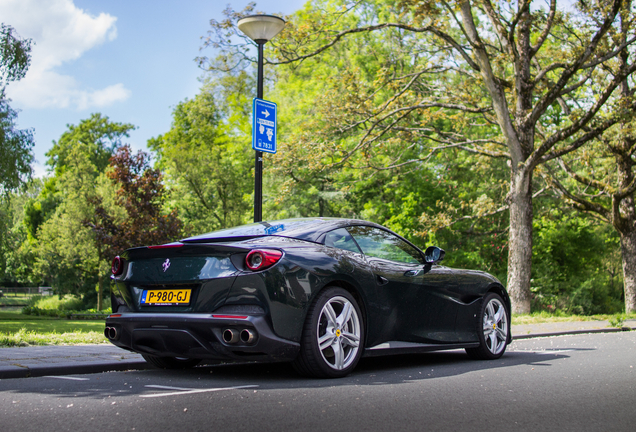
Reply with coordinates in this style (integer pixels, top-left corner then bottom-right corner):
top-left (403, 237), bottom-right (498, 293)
top-left (106, 218), bottom-right (511, 377)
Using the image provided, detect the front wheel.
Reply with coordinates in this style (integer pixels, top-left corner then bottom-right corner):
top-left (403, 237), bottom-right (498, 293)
top-left (293, 287), bottom-right (364, 378)
top-left (142, 354), bottom-right (201, 369)
top-left (466, 293), bottom-right (509, 360)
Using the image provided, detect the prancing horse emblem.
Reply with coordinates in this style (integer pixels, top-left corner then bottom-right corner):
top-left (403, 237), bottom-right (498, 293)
top-left (162, 259), bottom-right (171, 272)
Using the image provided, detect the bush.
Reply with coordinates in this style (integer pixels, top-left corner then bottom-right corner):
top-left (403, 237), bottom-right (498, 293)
top-left (21, 305), bottom-right (112, 319)
top-left (530, 211), bottom-right (624, 315)
top-left (25, 294), bottom-right (84, 311)
top-left (22, 295), bottom-right (111, 318)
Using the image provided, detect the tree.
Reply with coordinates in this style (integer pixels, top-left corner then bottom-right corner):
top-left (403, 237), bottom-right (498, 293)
top-left (34, 142), bottom-right (107, 301)
top-left (202, 0), bottom-right (636, 313)
top-left (87, 145), bottom-right (182, 309)
top-left (0, 24), bottom-right (31, 87)
top-left (546, 1), bottom-right (636, 312)
top-left (0, 99), bottom-right (33, 192)
top-left (29, 115), bottom-right (136, 309)
top-left (0, 23), bottom-right (33, 192)
top-left (148, 81), bottom-right (252, 235)
top-left (46, 113), bottom-right (135, 175)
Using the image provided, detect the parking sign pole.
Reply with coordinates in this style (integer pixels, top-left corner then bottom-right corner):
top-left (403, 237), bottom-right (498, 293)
top-left (236, 14), bottom-right (285, 223)
top-left (254, 40), bottom-right (264, 223)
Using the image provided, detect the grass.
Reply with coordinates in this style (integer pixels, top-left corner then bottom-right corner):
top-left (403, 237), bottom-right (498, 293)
top-left (511, 311), bottom-right (636, 325)
top-left (0, 309), bottom-right (107, 347)
top-left (0, 297), bottom-right (32, 306)
top-left (0, 329), bottom-right (107, 347)
top-left (0, 293), bottom-right (36, 306)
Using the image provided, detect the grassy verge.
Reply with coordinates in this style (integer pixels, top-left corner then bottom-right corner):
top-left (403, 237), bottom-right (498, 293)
top-left (0, 329), bottom-right (107, 347)
top-left (0, 310), bottom-right (107, 347)
top-left (511, 312), bottom-right (636, 325)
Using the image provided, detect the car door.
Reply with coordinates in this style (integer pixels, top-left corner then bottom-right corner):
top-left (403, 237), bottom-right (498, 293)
top-left (346, 226), bottom-right (459, 345)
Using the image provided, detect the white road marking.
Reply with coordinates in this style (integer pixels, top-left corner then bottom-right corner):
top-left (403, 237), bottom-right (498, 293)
top-left (42, 376), bottom-right (90, 381)
top-left (513, 349), bottom-right (574, 355)
top-left (144, 385), bottom-right (195, 391)
top-left (141, 384), bottom-right (258, 398)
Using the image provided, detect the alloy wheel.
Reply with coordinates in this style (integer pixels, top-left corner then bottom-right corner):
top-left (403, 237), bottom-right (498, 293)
top-left (482, 297), bottom-right (508, 355)
top-left (316, 296), bottom-right (361, 370)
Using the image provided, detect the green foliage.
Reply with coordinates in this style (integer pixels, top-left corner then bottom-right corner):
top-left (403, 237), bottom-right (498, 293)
top-left (149, 80), bottom-right (252, 234)
top-left (25, 294), bottom-right (84, 311)
top-left (608, 314), bottom-right (626, 328)
top-left (46, 113), bottom-right (135, 175)
top-left (0, 23), bottom-right (34, 192)
top-left (530, 207), bottom-right (623, 314)
top-left (19, 295), bottom-right (111, 319)
top-left (0, 23), bottom-right (32, 86)
top-left (0, 182), bottom-right (41, 285)
top-left (22, 177), bottom-right (61, 238)
top-left (11, 116), bottom-right (136, 309)
top-left (21, 306), bottom-right (110, 319)
top-left (0, 96), bottom-right (34, 191)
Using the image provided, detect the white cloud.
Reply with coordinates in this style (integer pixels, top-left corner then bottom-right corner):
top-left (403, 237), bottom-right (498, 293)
top-left (0, 0), bottom-right (129, 109)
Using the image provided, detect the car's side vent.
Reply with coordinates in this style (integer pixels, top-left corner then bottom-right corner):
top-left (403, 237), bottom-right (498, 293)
top-left (376, 275), bottom-right (389, 286)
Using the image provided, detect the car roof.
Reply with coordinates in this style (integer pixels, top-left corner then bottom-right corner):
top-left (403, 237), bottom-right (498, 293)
top-left (181, 217), bottom-right (385, 244)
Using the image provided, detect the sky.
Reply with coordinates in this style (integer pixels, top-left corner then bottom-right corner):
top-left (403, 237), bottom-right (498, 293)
top-left (0, 0), bottom-right (307, 177)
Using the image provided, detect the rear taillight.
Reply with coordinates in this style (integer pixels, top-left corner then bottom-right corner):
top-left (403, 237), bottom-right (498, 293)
top-left (245, 249), bottom-right (283, 271)
top-left (111, 256), bottom-right (125, 276)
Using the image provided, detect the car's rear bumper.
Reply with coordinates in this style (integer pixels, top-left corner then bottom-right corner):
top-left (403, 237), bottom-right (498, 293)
top-left (105, 313), bottom-right (300, 362)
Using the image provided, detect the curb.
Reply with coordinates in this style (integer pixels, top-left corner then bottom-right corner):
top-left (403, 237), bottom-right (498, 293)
top-left (0, 360), bottom-right (150, 380)
top-left (512, 326), bottom-right (634, 340)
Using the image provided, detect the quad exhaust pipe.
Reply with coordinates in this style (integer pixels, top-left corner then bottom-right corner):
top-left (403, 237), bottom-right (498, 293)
top-left (222, 328), bottom-right (256, 345)
top-left (240, 329), bottom-right (255, 344)
top-left (104, 326), bottom-right (119, 340)
top-left (222, 328), bottom-right (239, 344)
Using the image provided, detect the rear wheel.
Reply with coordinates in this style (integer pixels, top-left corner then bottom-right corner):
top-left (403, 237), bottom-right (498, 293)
top-left (142, 354), bottom-right (201, 369)
top-left (466, 293), bottom-right (509, 360)
top-left (293, 287), bottom-right (364, 378)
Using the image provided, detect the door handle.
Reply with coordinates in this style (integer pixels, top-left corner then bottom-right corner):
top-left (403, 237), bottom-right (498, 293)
top-left (404, 269), bottom-right (422, 277)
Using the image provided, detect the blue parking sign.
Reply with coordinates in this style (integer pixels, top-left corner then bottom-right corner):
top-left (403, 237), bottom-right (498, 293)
top-left (252, 98), bottom-right (277, 154)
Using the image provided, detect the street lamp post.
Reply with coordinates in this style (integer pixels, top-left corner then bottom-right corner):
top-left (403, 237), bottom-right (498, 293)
top-left (237, 15), bottom-right (286, 223)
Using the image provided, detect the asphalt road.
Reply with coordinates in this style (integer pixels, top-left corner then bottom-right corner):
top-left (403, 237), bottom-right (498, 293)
top-left (1, 332), bottom-right (634, 431)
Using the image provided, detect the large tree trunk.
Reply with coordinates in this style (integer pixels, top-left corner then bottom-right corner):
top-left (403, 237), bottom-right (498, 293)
top-left (619, 231), bottom-right (636, 313)
top-left (507, 168), bottom-right (533, 314)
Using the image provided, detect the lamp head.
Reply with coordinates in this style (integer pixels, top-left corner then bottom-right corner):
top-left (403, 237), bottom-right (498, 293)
top-left (237, 14), bottom-right (286, 42)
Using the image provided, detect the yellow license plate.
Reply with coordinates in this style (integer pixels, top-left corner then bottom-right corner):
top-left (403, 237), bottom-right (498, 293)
top-left (141, 289), bottom-right (191, 305)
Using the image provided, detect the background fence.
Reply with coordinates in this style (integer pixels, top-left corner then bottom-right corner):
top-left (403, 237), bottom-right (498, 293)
top-left (0, 287), bottom-right (52, 296)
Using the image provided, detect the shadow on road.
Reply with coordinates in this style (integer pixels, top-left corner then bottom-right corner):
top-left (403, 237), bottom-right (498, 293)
top-left (0, 344), bottom-right (595, 400)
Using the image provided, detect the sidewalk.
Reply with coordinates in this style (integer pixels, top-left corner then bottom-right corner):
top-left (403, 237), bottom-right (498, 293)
top-left (1, 319), bottom-right (634, 379)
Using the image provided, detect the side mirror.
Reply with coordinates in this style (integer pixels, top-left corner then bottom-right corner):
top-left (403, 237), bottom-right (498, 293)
top-left (424, 246), bottom-right (445, 264)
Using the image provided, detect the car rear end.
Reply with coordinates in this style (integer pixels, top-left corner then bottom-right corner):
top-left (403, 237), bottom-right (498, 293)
top-left (105, 241), bottom-right (300, 363)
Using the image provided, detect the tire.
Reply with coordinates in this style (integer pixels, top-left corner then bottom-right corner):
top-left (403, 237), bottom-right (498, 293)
top-left (466, 292), bottom-right (509, 360)
top-left (292, 287), bottom-right (364, 378)
top-left (142, 354), bottom-right (201, 369)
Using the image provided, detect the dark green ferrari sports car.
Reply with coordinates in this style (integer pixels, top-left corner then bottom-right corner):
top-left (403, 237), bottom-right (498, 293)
top-left (106, 218), bottom-right (511, 378)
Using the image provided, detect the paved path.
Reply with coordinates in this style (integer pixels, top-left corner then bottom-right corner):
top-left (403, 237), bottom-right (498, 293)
top-left (1, 319), bottom-right (634, 379)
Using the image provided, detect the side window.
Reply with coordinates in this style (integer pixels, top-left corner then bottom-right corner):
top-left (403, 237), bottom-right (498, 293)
top-left (323, 228), bottom-right (362, 254)
top-left (347, 226), bottom-right (422, 264)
